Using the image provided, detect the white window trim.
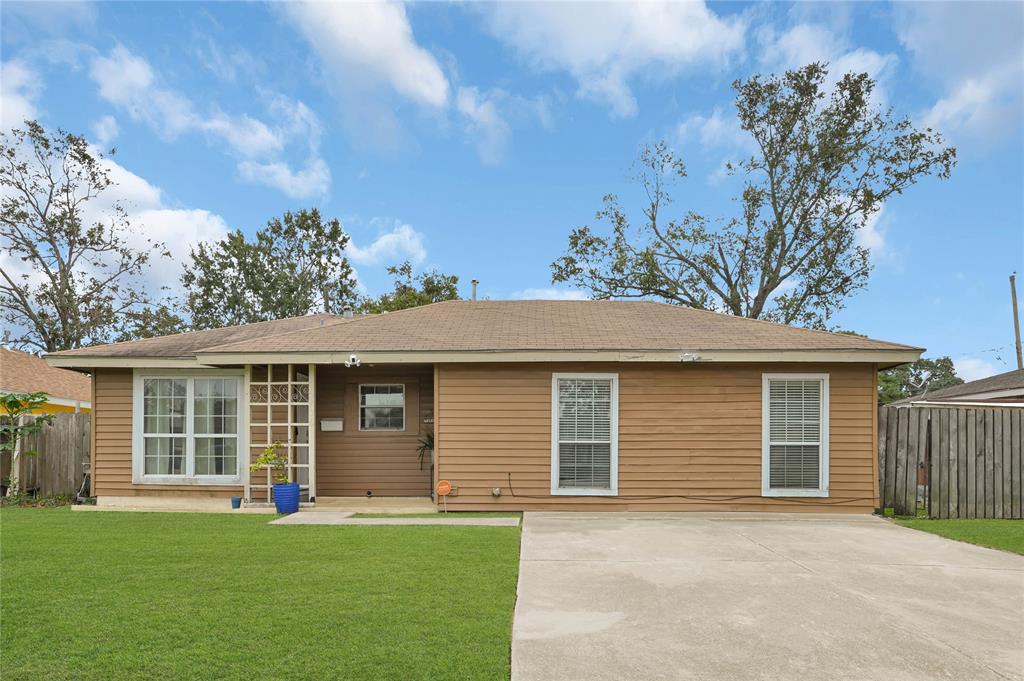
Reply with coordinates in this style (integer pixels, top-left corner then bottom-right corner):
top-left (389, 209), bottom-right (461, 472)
top-left (358, 383), bottom-right (406, 432)
top-left (761, 373), bottom-right (829, 498)
top-left (132, 369), bottom-right (245, 485)
top-left (550, 372), bottom-right (619, 497)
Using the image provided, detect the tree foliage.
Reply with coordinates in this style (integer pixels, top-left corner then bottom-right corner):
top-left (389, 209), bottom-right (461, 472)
top-left (552, 63), bottom-right (956, 328)
top-left (0, 391), bottom-right (53, 456)
top-left (360, 261), bottom-right (460, 314)
top-left (878, 356), bottom-right (964, 404)
top-left (1, 391), bottom-right (55, 497)
top-left (0, 121), bottom-right (171, 351)
top-left (182, 208), bottom-right (357, 329)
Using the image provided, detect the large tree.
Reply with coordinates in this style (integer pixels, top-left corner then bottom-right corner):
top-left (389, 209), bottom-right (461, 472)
top-left (182, 208), bottom-right (357, 329)
top-left (878, 356), bottom-right (964, 404)
top-left (552, 63), bottom-right (956, 328)
top-left (360, 261), bottom-right (460, 313)
top-left (1, 121), bottom-right (171, 351)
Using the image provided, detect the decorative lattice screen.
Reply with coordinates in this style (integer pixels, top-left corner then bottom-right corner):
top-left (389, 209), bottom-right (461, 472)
top-left (246, 363), bottom-right (316, 502)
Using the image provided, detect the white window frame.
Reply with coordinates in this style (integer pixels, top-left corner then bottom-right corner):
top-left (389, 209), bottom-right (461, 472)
top-left (132, 369), bottom-right (245, 485)
top-left (358, 383), bottom-right (406, 432)
top-left (550, 372), bottom-right (619, 497)
top-left (761, 373), bottom-right (829, 498)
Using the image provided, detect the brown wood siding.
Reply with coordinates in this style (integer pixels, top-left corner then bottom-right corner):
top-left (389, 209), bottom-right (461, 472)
top-left (436, 362), bottom-right (878, 512)
top-left (91, 369), bottom-right (240, 498)
top-left (315, 365), bottom-right (432, 497)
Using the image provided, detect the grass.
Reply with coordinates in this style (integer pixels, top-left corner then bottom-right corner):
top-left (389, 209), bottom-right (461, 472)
top-left (894, 518), bottom-right (1024, 555)
top-left (0, 508), bottom-right (521, 680)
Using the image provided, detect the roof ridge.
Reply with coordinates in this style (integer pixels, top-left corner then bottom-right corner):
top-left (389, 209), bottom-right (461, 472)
top-left (49, 312), bottom-right (341, 357)
top-left (197, 312), bottom-right (381, 353)
top-left (194, 315), bottom-right (350, 353)
top-left (637, 299), bottom-right (921, 351)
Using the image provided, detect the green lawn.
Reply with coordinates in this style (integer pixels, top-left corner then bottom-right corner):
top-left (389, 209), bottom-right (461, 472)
top-left (0, 508), bottom-right (521, 680)
top-left (895, 518), bottom-right (1024, 555)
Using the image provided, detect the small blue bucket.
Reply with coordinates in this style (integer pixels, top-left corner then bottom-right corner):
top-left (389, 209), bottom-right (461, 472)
top-left (272, 482), bottom-right (301, 514)
top-left (230, 496), bottom-right (242, 510)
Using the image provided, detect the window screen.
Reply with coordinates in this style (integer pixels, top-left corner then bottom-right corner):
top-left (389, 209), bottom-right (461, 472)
top-left (360, 384), bottom-right (405, 431)
top-left (766, 378), bottom-right (825, 491)
top-left (554, 377), bottom-right (615, 491)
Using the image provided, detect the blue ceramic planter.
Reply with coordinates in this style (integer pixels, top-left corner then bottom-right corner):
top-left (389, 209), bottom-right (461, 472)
top-left (272, 482), bottom-right (301, 514)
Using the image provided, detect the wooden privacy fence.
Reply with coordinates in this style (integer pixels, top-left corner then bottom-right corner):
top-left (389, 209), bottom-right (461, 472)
top-left (878, 405), bottom-right (1023, 518)
top-left (1, 412), bottom-right (91, 497)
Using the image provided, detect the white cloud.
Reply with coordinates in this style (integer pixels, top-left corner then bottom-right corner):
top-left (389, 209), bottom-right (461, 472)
top-left (675, 107), bottom-right (748, 151)
top-left (756, 23), bottom-right (897, 104)
top-left (348, 221), bottom-right (427, 266)
top-left (92, 114), bottom-right (119, 147)
top-left (282, 2), bottom-right (449, 109)
top-left (479, 2), bottom-right (745, 118)
top-left (89, 46), bottom-right (282, 157)
top-left (895, 2), bottom-right (1023, 144)
top-left (82, 153), bottom-right (231, 298)
top-left (1, 60), bottom-right (41, 130)
top-left (456, 87), bottom-right (510, 165)
top-left (512, 287), bottom-right (589, 301)
top-left (954, 357), bottom-right (998, 383)
top-left (88, 45), bottom-right (329, 197)
top-left (193, 34), bottom-right (262, 84)
top-left (856, 205), bottom-right (887, 257)
top-left (237, 158), bottom-right (331, 200)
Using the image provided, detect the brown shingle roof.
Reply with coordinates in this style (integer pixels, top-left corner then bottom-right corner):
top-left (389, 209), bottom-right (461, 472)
top-left (1, 348), bottom-right (92, 402)
top-left (48, 313), bottom-right (346, 359)
top-left (44, 302), bottom-right (920, 361)
top-left (197, 301), bottom-right (918, 354)
top-left (913, 368), bottom-right (1024, 401)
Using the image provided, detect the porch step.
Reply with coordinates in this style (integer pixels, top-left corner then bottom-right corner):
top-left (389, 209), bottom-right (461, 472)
top-left (310, 496), bottom-right (435, 514)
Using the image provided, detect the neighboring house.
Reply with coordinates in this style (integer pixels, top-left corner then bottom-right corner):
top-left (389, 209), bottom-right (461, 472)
top-left (45, 301), bottom-right (921, 513)
top-left (894, 368), bottom-right (1024, 405)
top-left (1, 347), bottom-right (91, 414)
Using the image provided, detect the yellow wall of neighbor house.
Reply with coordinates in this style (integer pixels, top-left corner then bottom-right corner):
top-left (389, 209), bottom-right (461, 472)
top-left (435, 362), bottom-right (878, 513)
top-left (0, 402), bottom-right (90, 415)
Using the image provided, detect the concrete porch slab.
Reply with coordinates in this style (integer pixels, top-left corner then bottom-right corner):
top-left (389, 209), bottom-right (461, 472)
top-left (310, 496), bottom-right (436, 514)
top-left (269, 513), bottom-right (519, 526)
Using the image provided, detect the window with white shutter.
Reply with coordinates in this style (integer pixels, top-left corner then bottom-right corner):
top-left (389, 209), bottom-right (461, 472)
top-left (551, 373), bottom-right (618, 496)
top-left (762, 374), bottom-right (829, 497)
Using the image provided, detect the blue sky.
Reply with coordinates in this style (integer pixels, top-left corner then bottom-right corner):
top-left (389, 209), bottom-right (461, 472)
top-left (1, 1), bottom-right (1021, 379)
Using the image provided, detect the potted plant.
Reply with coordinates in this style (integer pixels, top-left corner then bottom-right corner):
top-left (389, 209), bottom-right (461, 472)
top-left (416, 431), bottom-right (434, 470)
top-left (249, 442), bottom-right (300, 514)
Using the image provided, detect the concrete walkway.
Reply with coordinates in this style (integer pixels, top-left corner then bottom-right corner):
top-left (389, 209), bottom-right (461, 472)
top-left (513, 512), bottom-right (1024, 681)
top-left (270, 512), bottom-right (519, 526)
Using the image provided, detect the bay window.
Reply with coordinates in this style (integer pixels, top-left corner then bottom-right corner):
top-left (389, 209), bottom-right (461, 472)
top-left (133, 372), bottom-right (243, 484)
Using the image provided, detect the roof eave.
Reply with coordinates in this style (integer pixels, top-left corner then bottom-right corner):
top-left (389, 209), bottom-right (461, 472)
top-left (192, 347), bottom-right (923, 366)
top-left (45, 355), bottom-right (206, 370)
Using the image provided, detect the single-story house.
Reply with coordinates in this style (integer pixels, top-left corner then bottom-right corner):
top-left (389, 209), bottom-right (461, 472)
top-left (45, 300), bottom-right (921, 513)
top-left (893, 368), bottom-right (1024, 406)
top-left (1, 347), bottom-right (92, 414)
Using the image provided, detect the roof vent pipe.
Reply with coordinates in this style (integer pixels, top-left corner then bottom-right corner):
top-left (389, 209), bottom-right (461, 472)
top-left (343, 305), bottom-right (354, 319)
top-left (471, 279), bottom-right (479, 301)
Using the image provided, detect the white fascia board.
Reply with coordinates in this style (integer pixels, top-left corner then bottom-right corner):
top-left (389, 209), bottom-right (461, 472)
top-left (194, 348), bottom-right (923, 366)
top-left (45, 356), bottom-right (206, 369)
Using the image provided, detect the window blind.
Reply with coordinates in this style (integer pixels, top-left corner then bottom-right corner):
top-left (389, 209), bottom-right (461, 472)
top-left (767, 378), bottom-right (823, 490)
top-left (555, 377), bottom-right (613, 490)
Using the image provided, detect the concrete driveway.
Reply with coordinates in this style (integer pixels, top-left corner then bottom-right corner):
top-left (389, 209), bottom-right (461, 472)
top-left (513, 513), bottom-right (1024, 681)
